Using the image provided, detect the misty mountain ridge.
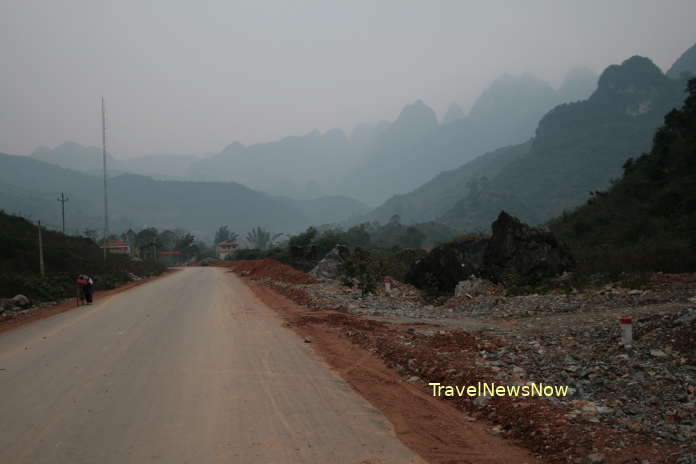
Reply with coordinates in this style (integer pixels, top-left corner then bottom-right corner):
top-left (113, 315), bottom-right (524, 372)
top-left (667, 41), bottom-right (696, 79)
top-left (0, 153), bottom-right (368, 240)
top-left (338, 67), bottom-right (598, 205)
top-left (360, 44), bottom-right (694, 233)
top-left (438, 55), bottom-right (685, 231)
top-left (187, 127), bottom-right (360, 200)
top-left (26, 65), bottom-right (597, 207)
top-left (31, 142), bottom-right (203, 180)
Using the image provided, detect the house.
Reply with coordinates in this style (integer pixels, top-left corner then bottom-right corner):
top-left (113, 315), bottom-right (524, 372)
top-left (102, 240), bottom-right (131, 255)
top-left (216, 240), bottom-right (238, 260)
top-left (159, 250), bottom-right (183, 266)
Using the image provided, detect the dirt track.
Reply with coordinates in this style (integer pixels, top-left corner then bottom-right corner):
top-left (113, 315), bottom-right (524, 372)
top-left (0, 267), bottom-right (433, 463)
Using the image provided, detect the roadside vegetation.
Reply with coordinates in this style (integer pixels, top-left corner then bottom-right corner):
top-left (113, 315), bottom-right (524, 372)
top-left (551, 78), bottom-right (696, 276)
top-left (0, 211), bottom-right (168, 302)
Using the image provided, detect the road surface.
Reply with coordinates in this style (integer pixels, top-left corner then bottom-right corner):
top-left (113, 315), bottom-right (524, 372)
top-left (0, 267), bottom-right (424, 463)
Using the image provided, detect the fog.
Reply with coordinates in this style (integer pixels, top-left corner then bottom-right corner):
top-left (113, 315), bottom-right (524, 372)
top-left (1, 0), bottom-right (695, 158)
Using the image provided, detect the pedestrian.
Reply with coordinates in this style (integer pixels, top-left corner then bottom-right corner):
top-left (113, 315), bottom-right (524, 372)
top-left (75, 274), bottom-right (88, 305)
top-left (84, 276), bottom-right (94, 304)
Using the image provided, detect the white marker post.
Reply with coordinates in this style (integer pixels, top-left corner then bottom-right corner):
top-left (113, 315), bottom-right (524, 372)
top-left (619, 316), bottom-right (633, 347)
top-left (384, 277), bottom-right (392, 296)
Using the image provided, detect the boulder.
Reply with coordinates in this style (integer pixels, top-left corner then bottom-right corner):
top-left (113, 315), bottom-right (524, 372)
top-left (310, 245), bottom-right (350, 281)
top-left (405, 236), bottom-right (489, 294)
top-left (198, 257), bottom-right (221, 266)
top-left (11, 294), bottom-right (31, 309)
top-left (0, 298), bottom-right (16, 314)
top-left (454, 276), bottom-right (497, 297)
top-left (483, 211), bottom-right (574, 285)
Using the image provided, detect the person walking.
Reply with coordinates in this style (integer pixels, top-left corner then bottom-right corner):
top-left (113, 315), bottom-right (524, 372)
top-left (83, 275), bottom-right (94, 304)
top-left (75, 274), bottom-right (88, 305)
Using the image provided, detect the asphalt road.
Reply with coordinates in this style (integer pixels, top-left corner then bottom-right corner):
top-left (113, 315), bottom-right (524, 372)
top-left (0, 267), bottom-right (423, 463)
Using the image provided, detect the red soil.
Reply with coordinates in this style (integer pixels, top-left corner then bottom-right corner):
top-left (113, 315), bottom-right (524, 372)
top-left (221, 259), bottom-right (318, 285)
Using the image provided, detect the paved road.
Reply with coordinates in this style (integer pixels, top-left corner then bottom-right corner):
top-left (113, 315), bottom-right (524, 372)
top-left (0, 267), bottom-right (423, 463)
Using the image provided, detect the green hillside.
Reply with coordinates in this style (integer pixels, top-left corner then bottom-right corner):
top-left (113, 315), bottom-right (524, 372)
top-left (440, 56), bottom-right (686, 231)
top-left (0, 211), bottom-right (164, 301)
top-left (551, 79), bottom-right (696, 273)
top-left (361, 141), bottom-right (531, 225)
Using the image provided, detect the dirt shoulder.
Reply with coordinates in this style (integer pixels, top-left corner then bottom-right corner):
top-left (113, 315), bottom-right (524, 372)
top-left (225, 260), bottom-right (696, 463)
top-left (0, 268), bottom-right (179, 335)
top-left (242, 276), bottom-right (536, 464)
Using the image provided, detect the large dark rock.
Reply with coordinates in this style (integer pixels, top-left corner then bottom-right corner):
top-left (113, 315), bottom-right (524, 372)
top-left (483, 211), bottom-right (574, 285)
top-left (405, 211), bottom-right (574, 293)
top-left (405, 236), bottom-right (489, 294)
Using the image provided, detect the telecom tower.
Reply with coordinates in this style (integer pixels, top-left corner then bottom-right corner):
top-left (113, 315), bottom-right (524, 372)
top-left (102, 97), bottom-right (109, 262)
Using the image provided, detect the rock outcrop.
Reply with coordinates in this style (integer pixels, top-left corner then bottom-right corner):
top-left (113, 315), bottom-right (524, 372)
top-left (483, 211), bottom-right (574, 285)
top-left (0, 294), bottom-right (31, 314)
top-left (406, 212), bottom-right (574, 293)
top-left (405, 236), bottom-right (489, 294)
top-left (309, 245), bottom-right (350, 281)
top-left (454, 276), bottom-right (497, 297)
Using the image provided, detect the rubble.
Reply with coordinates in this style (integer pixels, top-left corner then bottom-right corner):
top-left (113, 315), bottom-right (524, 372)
top-left (309, 245), bottom-right (349, 281)
top-left (11, 294), bottom-right (31, 309)
top-left (0, 294), bottom-right (31, 314)
top-left (198, 257), bottom-right (222, 266)
top-left (454, 276), bottom-right (502, 297)
top-left (231, 259), bottom-right (696, 462)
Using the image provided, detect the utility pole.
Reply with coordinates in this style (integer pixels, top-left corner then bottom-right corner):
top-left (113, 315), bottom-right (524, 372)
top-left (57, 192), bottom-right (69, 234)
top-left (102, 97), bottom-right (109, 263)
top-left (38, 220), bottom-right (45, 277)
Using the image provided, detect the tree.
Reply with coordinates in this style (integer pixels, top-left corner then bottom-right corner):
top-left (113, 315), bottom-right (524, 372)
top-left (136, 227), bottom-right (160, 261)
top-left (214, 225), bottom-right (230, 244)
top-left (175, 233), bottom-right (198, 260)
top-left (246, 227), bottom-right (283, 250)
top-left (214, 225), bottom-right (239, 244)
top-left (158, 229), bottom-right (179, 250)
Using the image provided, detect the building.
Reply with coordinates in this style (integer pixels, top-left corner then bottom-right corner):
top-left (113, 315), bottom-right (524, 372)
top-left (216, 240), bottom-right (238, 260)
top-left (102, 240), bottom-right (131, 255)
top-left (159, 250), bottom-right (183, 266)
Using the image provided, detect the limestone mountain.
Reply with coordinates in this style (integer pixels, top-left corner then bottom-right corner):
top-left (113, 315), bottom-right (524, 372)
top-left (439, 55), bottom-right (685, 232)
top-left (667, 41), bottom-right (696, 80)
top-left (359, 141), bottom-right (531, 225)
top-left (188, 128), bottom-right (359, 199)
top-left (551, 78), bottom-right (696, 272)
top-left (557, 67), bottom-right (598, 102)
top-left (340, 70), bottom-right (597, 206)
top-left (466, 74), bottom-right (558, 147)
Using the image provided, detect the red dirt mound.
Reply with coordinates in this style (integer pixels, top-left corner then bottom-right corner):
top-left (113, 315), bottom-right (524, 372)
top-left (222, 259), bottom-right (318, 285)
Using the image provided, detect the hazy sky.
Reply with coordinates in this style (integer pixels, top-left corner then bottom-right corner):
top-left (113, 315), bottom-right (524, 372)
top-left (1, 0), bottom-right (695, 158)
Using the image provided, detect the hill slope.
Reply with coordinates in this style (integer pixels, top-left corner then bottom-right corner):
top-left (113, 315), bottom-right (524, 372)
top-left (667, 42), bottom-right (696, 79)
top-left (339, 71), bottom-right (594, 205)
top-left (0, 211), bottom-right (164, 300)
top-left (550, 78), bottom-right (696, 272)
top-left (439, 56), bottom-right (686, 231)
top-left (361, 141), bottom-right (531, 225)
top-left (0, 154), bottom-right (313, 238)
